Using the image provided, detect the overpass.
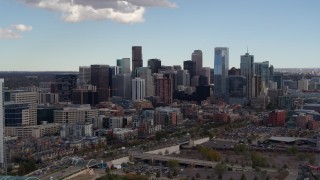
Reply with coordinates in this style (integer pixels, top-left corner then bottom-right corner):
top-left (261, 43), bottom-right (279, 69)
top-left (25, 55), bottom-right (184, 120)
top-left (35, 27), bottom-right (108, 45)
top-left (130, 152), bottom-right (218, 168)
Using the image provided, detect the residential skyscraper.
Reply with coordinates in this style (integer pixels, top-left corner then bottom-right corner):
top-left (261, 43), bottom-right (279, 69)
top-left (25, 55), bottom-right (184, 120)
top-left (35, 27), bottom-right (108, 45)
top-left (240, 52), bottom-right (254, 99)
top-left (214, 47), bottom-right (229, 99)
top-left (90, 65), bottom-right (110, 103)
top-left (132, 46), bottom-right (143, 75)
top-left (148, 59), bottom-right (161, 74)
top-left (192, 50), bottom-right (203, 76)
top-left (0, 79), bottom-right (4, 166)
top-left (117, 58), bottom-right (131, 74)
top-left (132, 77), bottom-right (146, 100)
top-left (155, 74), bottom-right (173, 105)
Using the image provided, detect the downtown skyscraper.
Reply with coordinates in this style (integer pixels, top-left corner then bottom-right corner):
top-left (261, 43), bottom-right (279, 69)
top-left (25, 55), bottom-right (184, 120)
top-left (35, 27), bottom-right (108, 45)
top-left (192, 50), bottom-right (203, 76)
top-left (132, 46), bottom-right (143, 75)
top-left (240, 52), bottom-right (254, 99)
top-left (214, 47), bottom-right (229, 100)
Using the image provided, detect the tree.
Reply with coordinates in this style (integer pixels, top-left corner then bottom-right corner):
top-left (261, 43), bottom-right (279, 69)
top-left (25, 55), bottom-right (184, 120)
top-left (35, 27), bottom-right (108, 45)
top-left (167, 160), bottom-right (179, 170)
top-left (214, 163), bottom-right (227, 176)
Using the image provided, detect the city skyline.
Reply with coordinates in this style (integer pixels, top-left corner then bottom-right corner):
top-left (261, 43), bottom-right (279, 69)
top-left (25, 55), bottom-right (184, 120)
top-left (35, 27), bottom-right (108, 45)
top-left (0, 0), bottom-right (319, 71)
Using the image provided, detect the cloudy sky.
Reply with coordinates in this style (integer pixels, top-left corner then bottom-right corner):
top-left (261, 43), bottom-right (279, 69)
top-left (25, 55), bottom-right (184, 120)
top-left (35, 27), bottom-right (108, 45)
top-left (0, 0), bottom-right (319, 71)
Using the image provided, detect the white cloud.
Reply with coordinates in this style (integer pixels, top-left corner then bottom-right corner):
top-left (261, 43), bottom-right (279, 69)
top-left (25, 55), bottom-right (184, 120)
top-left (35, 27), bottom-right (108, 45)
top-left (18, 0), bottom-right (176, 24)
top-left (0, 24), bottom-right (32, 39)
top-left (14, 24), bottom-right (33, 32)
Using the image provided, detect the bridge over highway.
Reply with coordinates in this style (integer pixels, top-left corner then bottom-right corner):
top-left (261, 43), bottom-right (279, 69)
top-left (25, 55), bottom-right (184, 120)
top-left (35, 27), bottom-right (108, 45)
top-left (130, 152), bottom-right (218, 168)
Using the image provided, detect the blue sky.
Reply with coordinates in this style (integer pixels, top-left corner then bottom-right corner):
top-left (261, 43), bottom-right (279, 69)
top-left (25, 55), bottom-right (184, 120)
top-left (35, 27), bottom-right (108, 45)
top-left (0, 0), bottom-right (319, 71)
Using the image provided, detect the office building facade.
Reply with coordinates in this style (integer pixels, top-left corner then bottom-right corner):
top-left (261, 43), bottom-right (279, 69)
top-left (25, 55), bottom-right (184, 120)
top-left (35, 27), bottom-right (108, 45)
top-left (214, 47), bottom-right (229, 99)
top-left (117, 58), bottom-right (131, 74)
top-left (90, 65), bottom-right (110, 103)
top-left (148, 59), bottom-right (161, 74)
top-left (192, 50), bottom-right (203, 76)
top-left (132, 46), bottom-right (143, 75)
top-left (0, 79), bottom-right (4, 166)
top-left (132, 77), bottom-right (146, 101)
top-left (240, 53), bottom-right (254, 99)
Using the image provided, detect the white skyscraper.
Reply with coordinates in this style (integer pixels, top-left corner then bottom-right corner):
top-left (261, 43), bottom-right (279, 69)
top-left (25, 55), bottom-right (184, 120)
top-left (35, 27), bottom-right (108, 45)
top-left (0, 79), bottom-right (4, 166)
top-left (132, 77), bottom-right (145, 100)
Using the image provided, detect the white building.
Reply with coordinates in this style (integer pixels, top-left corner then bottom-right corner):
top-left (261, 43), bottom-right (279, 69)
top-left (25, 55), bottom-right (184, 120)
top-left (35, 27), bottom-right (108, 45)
top-left (54, 104), bottom-right (98, 124)
top-left (0, 79), bottom-right (4, 166)
top-left (132, 77), bottom-right (145, 100)
top-left (298, 79), bottom-right (309, 91)
top-left (78, 66), bottom-right (91, 86)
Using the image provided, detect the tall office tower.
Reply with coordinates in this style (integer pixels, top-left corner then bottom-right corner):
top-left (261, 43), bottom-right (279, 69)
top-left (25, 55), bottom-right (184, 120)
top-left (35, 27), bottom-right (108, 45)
top-left (0, 79), bottom-right (4, 166)
top-left (91, 65), bottom-right (110, 103)
top-left (112, 74), bottom-right (132, 100)
top-left (214, 47), bottom-right (229, 99)
top-left (78, 66), bottom-right (91, 86)
top-left (240, 52), bottom-right (254, 99)
top-left (110, 66), bottom-right (120, 76)
top-left (254, 61), bottom-right (269, 86)
top-left (183, 60), bottom-right (196, 80)
top-left (210, 68), bottom-right (214, 84)
top-left (155, 74), bottom-right (173, 105)
top-left (273, 73), bottom-right (284, 90)
top-left (8, 90), bottom-right (37, 126)
top-left (253, 75), bottom-right (263, 97)
top-left (269, 65), bottom-right (274, 81)
top-left (192, 50), bottom-right (203, 76)
top-left (136, 67), bottom-right (154, 97)
top-left (54, 74), bottom-right (77, 102)
top-left (132, 46), bottom-right (143, 75)
top-left (117, 58), bottom-right (131, 74)
top-left (177, 70), bottom-right (190, 87)
top-left (228, 75), bottom-right (247, 105)
top-left (148, 59), bottom-right (161, 74)
top-left (228, 67), bottom-right (241, 76)
top-left (132, 77), bottom-right (146, 100)
top-left (201, 67), bottom-right (211, 85)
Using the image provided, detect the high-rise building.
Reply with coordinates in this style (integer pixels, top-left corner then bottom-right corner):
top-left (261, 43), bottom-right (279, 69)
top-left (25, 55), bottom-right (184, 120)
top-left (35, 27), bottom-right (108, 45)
top-left (254, 61), bottom-right (269, 86)
top-left (90, 65), bottom-right (110, 103)
top-left (228, 75), bottom-right (247, 105)
top-left (8, 90), bottom-right (37, 126)
top-left (54, 74), bottom-right (77, 102)
top-left (148, 59), bottom-right (161, 74)
top-left (132, 77), bottom-right (146, 101)
top-left (240, 52), bottom-right (254, 99)
top-left (177, 70), bottom-right (190, 87)
top-left (4, 102), bottom-right (30, 126)
top-left (192, 50), bottom-right (203, 76)
top-left (136, 67), bottom-right (154, 97)
top-left (117, 58), bottom-right (131, 74)
top-left (78, 66), bottom-right (91, 86)
top-left (183, 60), bottom-right (196, 80)
top-left (201, 67), bottom-right (211, 86)
top-left (0, 79), bottom-right (4, 166)
top-left (112, 74), bottom-right (132, 100)
top-left (155, 74), bottom-right (173, 105)
top-left (214, 47), bottom-right (229, 99)
top-left (110, 66), bottom-right (120, 76)
top-left (132, 46), bottom-right (143, 75)
top-left (273, 73), bottom-right (284, 90)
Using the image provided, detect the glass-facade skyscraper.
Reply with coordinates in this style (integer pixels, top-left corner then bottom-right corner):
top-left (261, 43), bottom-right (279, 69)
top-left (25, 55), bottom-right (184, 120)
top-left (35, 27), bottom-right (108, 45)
top-left (240, 53), bottom-right (254, 99)
top-left (214, 47), bottom-right (229, 99)
top-left (255, 61), bottom-right (270, 86)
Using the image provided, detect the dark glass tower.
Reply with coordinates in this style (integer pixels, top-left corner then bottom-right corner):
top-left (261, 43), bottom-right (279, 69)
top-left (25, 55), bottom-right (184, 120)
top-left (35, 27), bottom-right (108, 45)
top-left (132, 46), bottom-right (143, 75)
top-left (214, 47), bottom-right (229, 100)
